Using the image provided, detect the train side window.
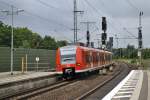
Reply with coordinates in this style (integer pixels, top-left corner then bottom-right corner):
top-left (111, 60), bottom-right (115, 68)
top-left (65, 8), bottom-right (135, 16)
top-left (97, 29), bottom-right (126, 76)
top-left (92, 55), bottom-right (94, 63)
top-left (103, 54), bottom-right (104, 61)
top-left (90, 55), bottom-right (92, 63)
top-left (93, 55), bottom-right (95, 63)
top-left (100, 53), bottom-right (101, 61)
top-left (85, 54), bottom-right (87, 63)
top-left (95, 55), bottom-right (96, 62)
top-left (109, 54), bottom-right (111, 61)
top-left (86, 53), bottom-right (91, 63)
top-left (82, 51), bottom-right (86, 63)
top-left (106, 54), bottom-right (108, 61)
top-left (96, 53), bottom-right (98, 62)
top-left (94, 53), bottom-right (96, 62)
top-left (102, 54), bottom-right (103, 62)
top-left (86, 54), bottom-right (89, 63)
top-left (99, 53), bottom-right (101, 62)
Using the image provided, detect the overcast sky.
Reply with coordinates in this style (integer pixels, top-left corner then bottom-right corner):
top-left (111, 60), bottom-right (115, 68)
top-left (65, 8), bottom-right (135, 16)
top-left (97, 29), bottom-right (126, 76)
top-left (0, 0), bottom-right (150, 48)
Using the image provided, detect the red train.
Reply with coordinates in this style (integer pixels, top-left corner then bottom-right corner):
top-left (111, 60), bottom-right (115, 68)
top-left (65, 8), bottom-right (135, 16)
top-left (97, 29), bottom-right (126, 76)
top-left (56, 45), bottom-right (113, 78)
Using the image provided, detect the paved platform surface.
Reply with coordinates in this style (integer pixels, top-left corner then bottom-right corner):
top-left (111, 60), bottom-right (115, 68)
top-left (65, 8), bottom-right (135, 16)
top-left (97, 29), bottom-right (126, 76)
top-left (0, 71), bottom-right (56, 85)
top-left (102, 70), bottom-right (150, 100)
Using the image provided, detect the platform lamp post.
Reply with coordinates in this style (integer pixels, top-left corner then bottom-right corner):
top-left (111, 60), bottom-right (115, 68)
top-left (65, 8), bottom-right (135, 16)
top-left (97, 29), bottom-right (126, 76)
top-left (1, 5), bottom-right (24, 75)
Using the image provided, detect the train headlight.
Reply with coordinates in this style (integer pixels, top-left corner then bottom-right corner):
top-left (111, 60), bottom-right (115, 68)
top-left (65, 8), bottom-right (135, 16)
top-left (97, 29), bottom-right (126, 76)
top-left (76, 63), bottom-right (81, 66)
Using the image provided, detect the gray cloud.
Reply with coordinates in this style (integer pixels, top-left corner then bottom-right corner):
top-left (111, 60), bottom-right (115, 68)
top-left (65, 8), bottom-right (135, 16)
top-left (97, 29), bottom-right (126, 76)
top-left (0, 0), bottom-right (150, 48)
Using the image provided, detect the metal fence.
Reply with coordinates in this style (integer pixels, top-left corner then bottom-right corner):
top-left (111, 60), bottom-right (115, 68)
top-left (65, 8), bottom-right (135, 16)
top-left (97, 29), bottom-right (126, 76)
top-left (0, 47), bottom-right (56, 72)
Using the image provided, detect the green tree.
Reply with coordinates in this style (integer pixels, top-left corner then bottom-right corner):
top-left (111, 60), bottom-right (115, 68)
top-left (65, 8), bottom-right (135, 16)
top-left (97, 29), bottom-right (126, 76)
top-left (57, 40), bottom-right (67, 47)
top-left (0, 21), bottom-right (11, 47)
top-left (0, 21), bottom-right (68, 49)
top-left (40, 35), bottom-right (58, 50)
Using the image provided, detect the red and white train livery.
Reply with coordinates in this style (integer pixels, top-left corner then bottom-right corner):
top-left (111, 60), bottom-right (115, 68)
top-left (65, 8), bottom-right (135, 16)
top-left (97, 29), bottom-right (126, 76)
top-left (56, 45), bottom-right (113, 77)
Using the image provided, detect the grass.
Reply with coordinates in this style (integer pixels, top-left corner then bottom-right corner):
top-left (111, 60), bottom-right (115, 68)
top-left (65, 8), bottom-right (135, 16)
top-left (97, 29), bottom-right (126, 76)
top-left (141, 59), bottom-right (150, 70)
top-left (114, 59), bottom-right (136, 64)
top-left (114, 58), bottom-right (150, 70)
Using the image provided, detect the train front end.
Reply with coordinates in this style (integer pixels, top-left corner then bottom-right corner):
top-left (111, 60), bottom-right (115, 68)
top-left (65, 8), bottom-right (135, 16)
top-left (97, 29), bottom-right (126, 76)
top-left (56, 46), bottom-right (77, 78)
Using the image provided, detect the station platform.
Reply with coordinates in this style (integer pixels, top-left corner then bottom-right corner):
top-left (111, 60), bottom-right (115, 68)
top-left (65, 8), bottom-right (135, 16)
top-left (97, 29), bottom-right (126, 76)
top-left (102, 70), bottom-right (150, 100)
top-left (0, 71), bottom-right (57, 99)
top-left (0, 71), bottom-right (56, 85)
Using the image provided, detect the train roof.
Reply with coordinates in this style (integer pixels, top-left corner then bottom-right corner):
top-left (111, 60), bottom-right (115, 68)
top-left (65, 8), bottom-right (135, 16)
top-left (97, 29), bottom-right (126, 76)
top-left (59, 45), bottom-right (112, 54)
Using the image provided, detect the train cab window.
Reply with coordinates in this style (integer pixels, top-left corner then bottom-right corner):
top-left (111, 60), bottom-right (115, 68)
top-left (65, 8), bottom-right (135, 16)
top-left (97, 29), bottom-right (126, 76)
top-left (61, 54), bottom-right (76, 64)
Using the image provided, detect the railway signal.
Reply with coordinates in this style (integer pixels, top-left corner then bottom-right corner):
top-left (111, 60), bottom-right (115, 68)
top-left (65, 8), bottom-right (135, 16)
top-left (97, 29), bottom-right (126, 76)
top-left (80, 21), bottom-right (95, 47)
top-left (101, 17), bottom-right (107, 49)
top-left (138, 11), bottom-right (143, 66)
top-left (87, 30), bottom-right (90, 47)
top-left (138, 28), bottom-right (142, 48)
top-left (102, 17), bottom-right (107, 32)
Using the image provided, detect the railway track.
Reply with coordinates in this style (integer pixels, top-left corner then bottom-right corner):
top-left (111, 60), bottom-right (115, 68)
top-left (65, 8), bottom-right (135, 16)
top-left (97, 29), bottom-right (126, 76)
top-left (9, 79), bottom-right (79, 100)
top-left (75, 69), bottom-right (121, 100)
top-left (3, 62), bottom-right (131, 100)
top-left (26, 63), bottom-right (123, 100)
top-left (75, 62), bottom-right (131, 100)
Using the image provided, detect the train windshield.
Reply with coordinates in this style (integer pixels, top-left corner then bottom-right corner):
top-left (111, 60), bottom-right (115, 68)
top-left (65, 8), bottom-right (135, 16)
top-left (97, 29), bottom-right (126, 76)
top-left (61, 54), bottom-right (76, 64)
top-left (60, 46), bottom-right (76, 64)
